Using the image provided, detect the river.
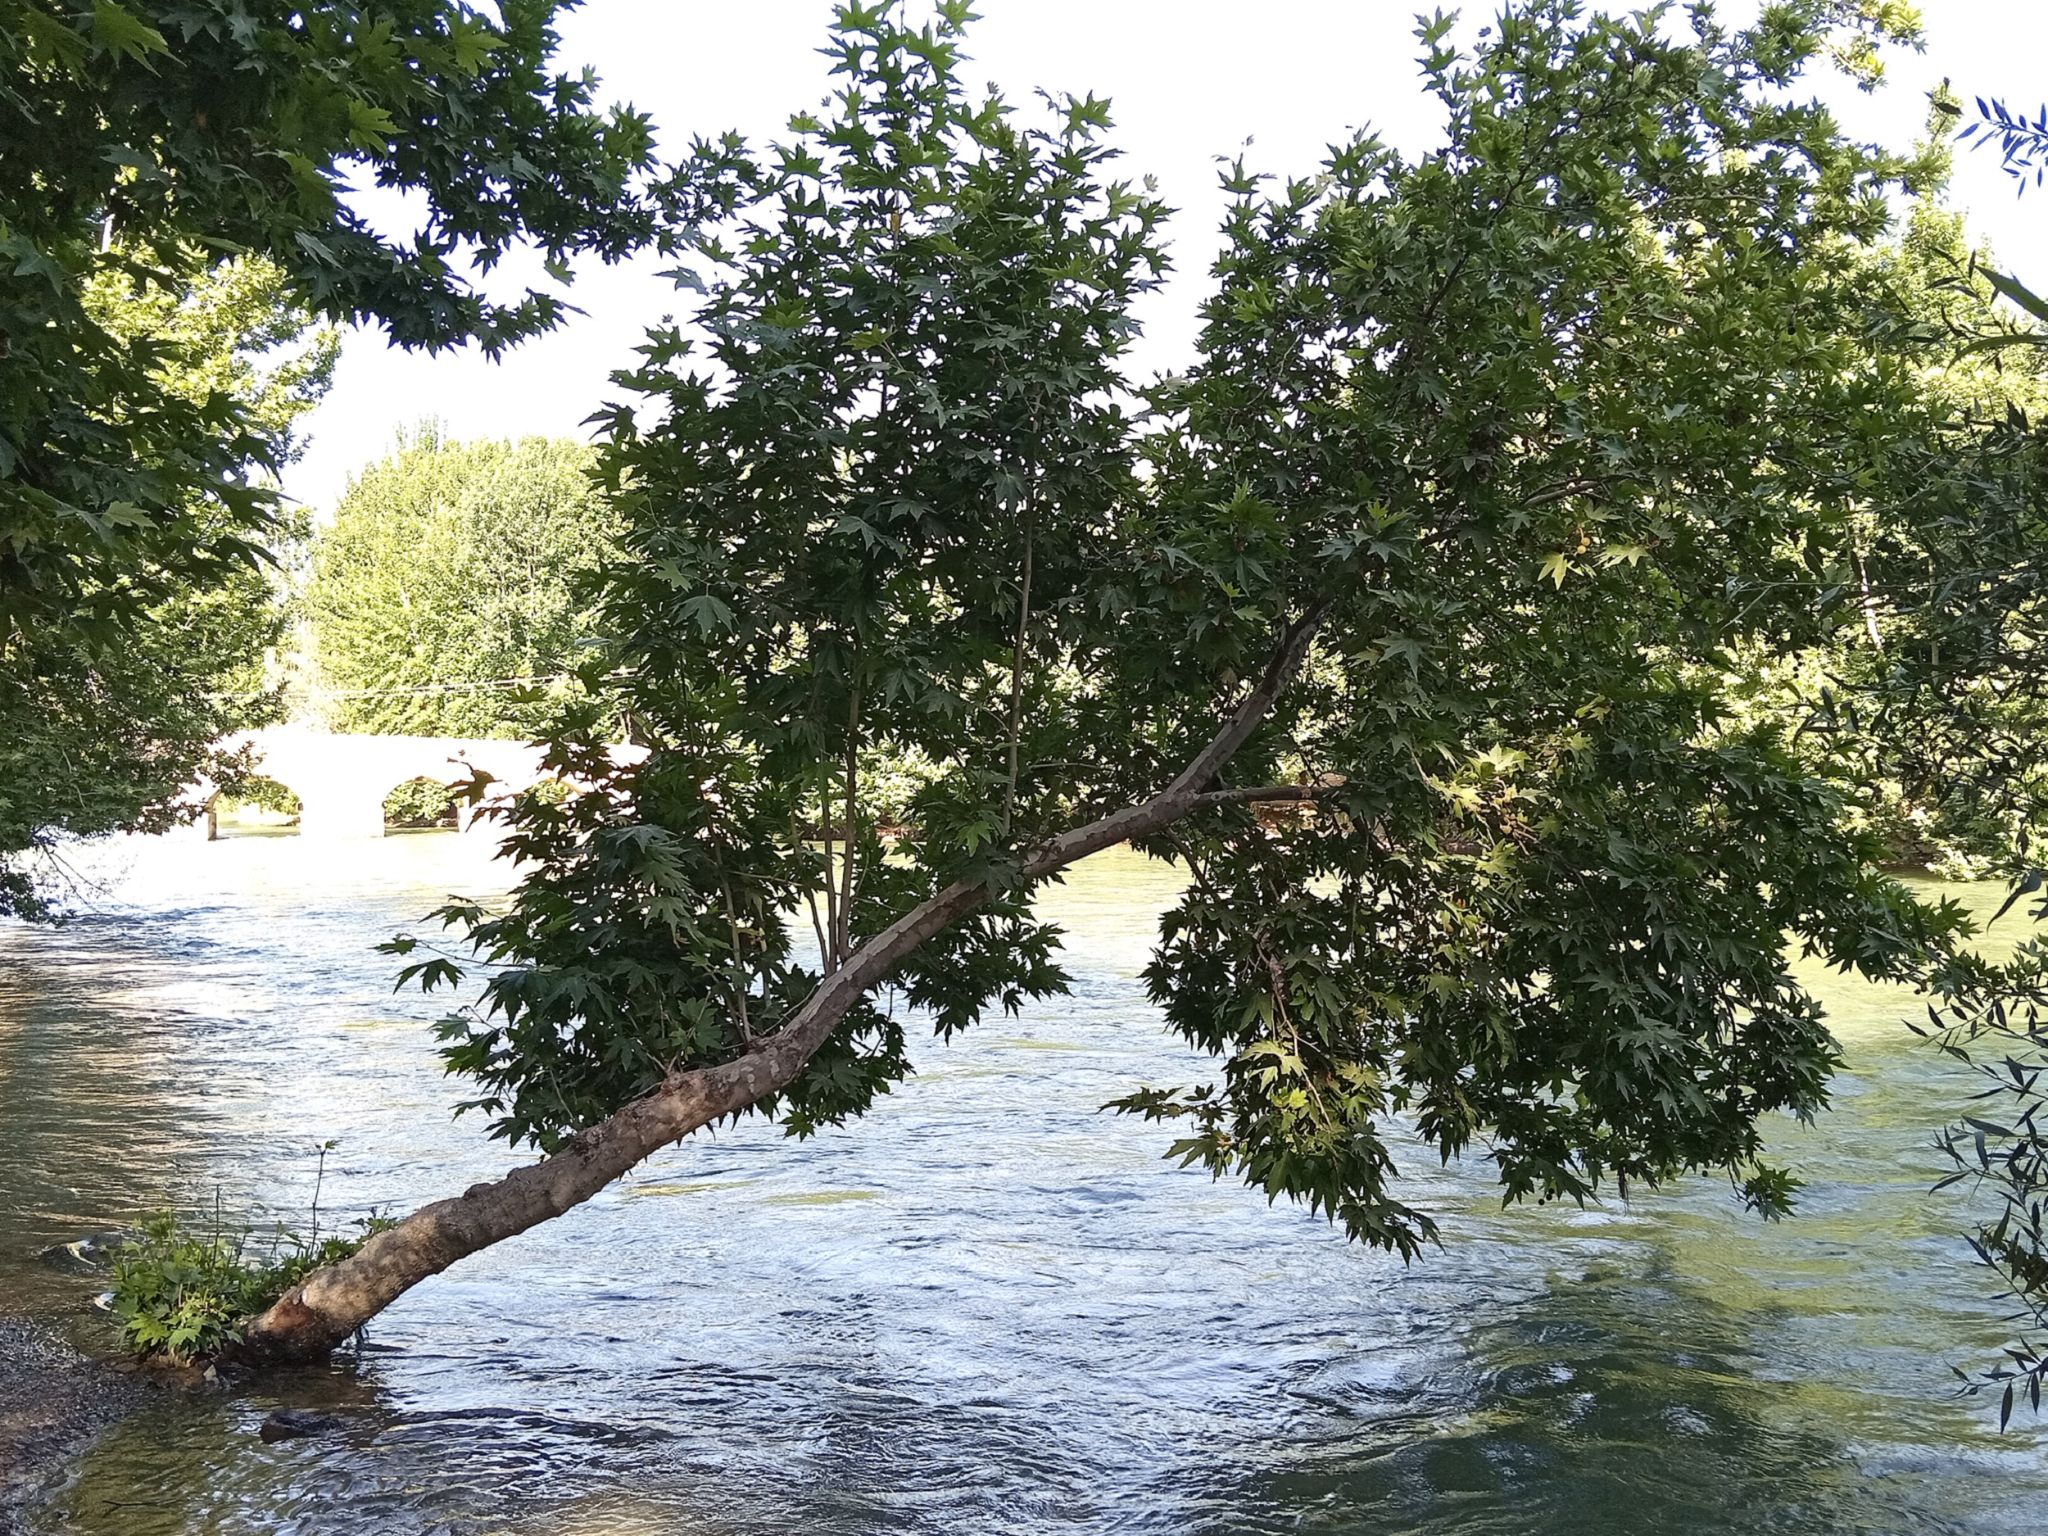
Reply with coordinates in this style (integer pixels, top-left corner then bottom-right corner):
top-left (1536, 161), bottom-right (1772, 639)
top-left (1, 833), bottom-right (2044, 1534)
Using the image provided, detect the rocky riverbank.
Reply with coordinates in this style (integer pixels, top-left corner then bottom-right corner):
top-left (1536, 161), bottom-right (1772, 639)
top-left (0, 1319), bottom-right (140, 1535)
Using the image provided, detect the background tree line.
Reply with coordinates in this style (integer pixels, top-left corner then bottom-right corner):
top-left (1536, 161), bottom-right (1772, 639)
top-left (0, 0), bottom-right (663, 911)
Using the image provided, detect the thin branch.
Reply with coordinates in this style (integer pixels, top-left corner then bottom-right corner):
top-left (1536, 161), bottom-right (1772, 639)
top-left (716, 867), bottom-right (753, 1044)
top-left (837, 630), bottom-right (863, 968)
top-left (818, 781), bottom-right (839, 972)
top-left (1001, 499), bottom-right (1036, 832)
top-left (1523, 475), bottom-right (1625, 510)
top-left (1854, 545), bottom-right (1885, 651)
top-left (803, 885), bottom-right (830, 972)
top-left (1189, 781), bottom-right (1344, 809)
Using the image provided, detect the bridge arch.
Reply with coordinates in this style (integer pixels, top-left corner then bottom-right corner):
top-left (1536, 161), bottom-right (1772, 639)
top-left (204, 775), bottom-right (303, 839)
top-left (205, 727), bottom-right (557, 841)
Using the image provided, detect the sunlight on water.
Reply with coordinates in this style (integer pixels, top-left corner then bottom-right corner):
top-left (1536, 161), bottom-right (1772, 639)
top-left (3, 832), bottom-right (2046, 1534)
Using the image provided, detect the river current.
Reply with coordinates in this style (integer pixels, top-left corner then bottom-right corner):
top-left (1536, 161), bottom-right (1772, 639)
top-left (2, 833), bottom-right (2044, 1534)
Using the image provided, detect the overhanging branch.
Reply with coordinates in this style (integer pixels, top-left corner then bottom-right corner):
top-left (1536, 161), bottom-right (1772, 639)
top-left (240, 600), bottom-right (1333, 1361)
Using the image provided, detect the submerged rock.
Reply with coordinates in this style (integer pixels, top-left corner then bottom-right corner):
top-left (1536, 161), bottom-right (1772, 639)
top-left (257, 1408), bottom-right (344, 1444)
top-left (36, 1232), bottom-right (126, 1272)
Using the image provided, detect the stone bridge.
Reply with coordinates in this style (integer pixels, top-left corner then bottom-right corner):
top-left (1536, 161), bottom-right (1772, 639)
top-left (199, 726), bottom-right (595, 840)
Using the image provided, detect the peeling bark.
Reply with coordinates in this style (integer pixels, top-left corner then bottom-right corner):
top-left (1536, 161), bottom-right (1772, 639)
top-left (236, 608), bottom-right (1327, 1363)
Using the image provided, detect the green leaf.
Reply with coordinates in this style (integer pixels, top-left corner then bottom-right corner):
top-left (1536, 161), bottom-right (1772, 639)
top-left (346, 100), bottom-right (401, 154)
top-left (1980, 264), bottom-right (2048, 328)
top-left (90, 1), bottom-right (169, 64)
top-left (451, 24), bottom-right (503, 77)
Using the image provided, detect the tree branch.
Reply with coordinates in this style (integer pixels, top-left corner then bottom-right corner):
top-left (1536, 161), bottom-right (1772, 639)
top-left (238, 601), bottom-right (1332, 1362)
top-left (837, 632), bottom-right (863, 968)
top-left (1189, 781), bottom-right (1344, 808)
top-left (1001, 500), bottom-right (1035, 831)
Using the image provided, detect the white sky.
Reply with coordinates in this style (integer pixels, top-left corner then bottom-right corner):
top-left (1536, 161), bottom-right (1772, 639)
top-left (279, 0), bottom-right (2048, 516)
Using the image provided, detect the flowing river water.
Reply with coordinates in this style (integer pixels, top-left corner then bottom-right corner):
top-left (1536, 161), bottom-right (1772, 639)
top-left (2, 833), bottom-right (2046, 1534)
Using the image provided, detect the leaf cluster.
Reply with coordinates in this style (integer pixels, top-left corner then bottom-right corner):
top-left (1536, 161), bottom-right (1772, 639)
top-left (108, 1208), bottom-right (393, 1364)
top-left (411, 3), bottom-right (2045, 1282)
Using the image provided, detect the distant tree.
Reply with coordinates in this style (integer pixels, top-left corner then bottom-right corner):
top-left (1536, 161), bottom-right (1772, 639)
top-left (242, 2), bottom-right (2044, 1364)
top-left (0, 0), bottom-right (663, 912)
top-left (1711, 95), bottom-right (2048, 879)
top-left (0, 255), bottom-right (333, 915)
top-left (304, 432), bottom-right (619, 738)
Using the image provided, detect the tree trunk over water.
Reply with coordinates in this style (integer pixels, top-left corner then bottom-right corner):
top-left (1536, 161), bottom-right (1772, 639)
top-left (237, 612), bottom-right (1325, 1363)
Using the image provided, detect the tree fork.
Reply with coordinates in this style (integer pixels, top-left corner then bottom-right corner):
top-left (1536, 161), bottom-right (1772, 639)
top-left (235, 607), bottom-right (1327, 1363)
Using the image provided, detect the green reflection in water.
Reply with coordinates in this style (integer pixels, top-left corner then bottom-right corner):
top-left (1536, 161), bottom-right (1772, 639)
top-left (5, 844), bottom-right (2045, 1534)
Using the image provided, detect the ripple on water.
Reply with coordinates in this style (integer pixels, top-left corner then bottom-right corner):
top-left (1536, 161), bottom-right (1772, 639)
top-left (3, 834), bottom-right (2046, 1533)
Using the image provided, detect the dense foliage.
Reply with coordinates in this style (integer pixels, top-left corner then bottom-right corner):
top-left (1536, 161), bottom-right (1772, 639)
top-left (395, 0), bottom-right (2043, 1287)
top-left (305, 431), bottom-right (619, 737)
top-left (110, 1208), bottom-right (389, 1363)
top-left (1714, 103), bottom-right (2048, 877)
top-left (1861, 88), bottom-right (2048, 1423)
top-left (0, 255), bottom-right (331, 916)
top-left (0, 0), bottom-right (661, 912)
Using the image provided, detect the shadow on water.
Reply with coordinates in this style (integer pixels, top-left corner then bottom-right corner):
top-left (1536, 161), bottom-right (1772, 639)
top-left (3, 836), bottom-right (2046, 1533)
top-left (1231, 1247), bottom-right (2017, 1536)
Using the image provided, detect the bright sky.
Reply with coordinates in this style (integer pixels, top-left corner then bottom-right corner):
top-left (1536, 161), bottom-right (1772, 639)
top-left (279, 0), bottom-right (2048, 517)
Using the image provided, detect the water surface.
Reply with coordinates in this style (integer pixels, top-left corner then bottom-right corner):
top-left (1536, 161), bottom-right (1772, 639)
top-left (1, 834), bottom-right (2043, 1534)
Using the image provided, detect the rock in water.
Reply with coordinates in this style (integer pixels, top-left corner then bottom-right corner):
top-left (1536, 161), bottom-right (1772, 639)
top-left (257, 1408), bottom-right (344, 1444)
top-left (36, 1231), bottom-right (126, 1271)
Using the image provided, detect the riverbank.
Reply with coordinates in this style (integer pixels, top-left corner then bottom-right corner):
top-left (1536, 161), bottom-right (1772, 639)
top-left (0, 1319), bottom-right (140, 1534)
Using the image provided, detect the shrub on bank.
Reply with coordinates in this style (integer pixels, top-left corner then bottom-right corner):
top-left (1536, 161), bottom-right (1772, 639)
top-left (108, 1212), bottom-right (392, 1365)
top-left (382, 778), bottom-right (458, 830)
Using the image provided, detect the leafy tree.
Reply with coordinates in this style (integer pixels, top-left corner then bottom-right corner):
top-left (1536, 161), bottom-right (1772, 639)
top-left (1858, 87), bottom-right (2048, 1425)
top-left (1711, 97), bottom-right (2048, 878)
top-left (0, 0), bottom-right (662, 911)
top-left (0, 254), bottom-right (334, 915)
top-left (304, 431), bottom-right (619, 738)
top-left (241, 2), bottom-right (2044, 1363)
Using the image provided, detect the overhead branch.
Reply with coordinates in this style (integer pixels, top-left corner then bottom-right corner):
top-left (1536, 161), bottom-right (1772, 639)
top-left (1189, 781), bottom-right (1345, 809)
top-left (239, 601), bottom-right (1331, 1363)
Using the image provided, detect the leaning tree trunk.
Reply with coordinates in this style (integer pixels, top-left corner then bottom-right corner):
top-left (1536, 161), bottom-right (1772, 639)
top-left (236, 612), bottom-right (1327, 1363)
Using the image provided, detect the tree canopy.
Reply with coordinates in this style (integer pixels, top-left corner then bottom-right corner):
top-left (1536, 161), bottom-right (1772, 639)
top-left (305, 431), bottom-right (618, 738)
top-left (243, 0), bottom-right (2048, 1362)
top-left (0, 0), bottom-right (661, 911)
top-left (0, 254), bottom-right (332, 915)
top-left (1705, 94), bottom-right (2048, 880)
